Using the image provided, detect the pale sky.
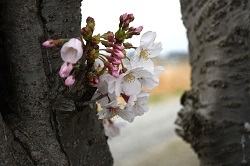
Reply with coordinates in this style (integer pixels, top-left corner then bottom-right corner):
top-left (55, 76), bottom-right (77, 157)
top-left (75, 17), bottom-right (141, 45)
top-left (81, 0), bottom-right (188, 55)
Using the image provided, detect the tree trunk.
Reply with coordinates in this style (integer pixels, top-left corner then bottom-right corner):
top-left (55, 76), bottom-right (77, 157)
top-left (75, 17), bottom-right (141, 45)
top-left (176, 0), bottom-right (250, 165)
top-left (0, 0), bottom-right (113, 165)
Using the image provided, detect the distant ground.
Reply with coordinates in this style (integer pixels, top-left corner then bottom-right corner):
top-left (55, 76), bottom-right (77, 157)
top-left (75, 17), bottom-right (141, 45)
top-left (107, 62), bottom-right (197, 166)
top-left (147, 62), bottom-right (191, 104)
top-left (108, 97), bottom-right (199, 166)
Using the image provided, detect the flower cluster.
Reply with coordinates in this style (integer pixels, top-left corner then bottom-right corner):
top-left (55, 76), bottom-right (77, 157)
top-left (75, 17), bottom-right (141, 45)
top-left (42, 13), bottom-right (164, 138)
top-left (94, 31), bottom-right (164, 138)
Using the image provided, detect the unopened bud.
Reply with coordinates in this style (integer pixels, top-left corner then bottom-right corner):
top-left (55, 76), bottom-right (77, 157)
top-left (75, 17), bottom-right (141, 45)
top-left (123, 42), bottom-right (133, 49)
top-left (115, 29), bottom-right (126, 43)
top-left (59, 62), bottom-right (73, 78)
top-left (81, 27), bottom-right (93, 41)
top-left (110, 70), bottom-right (119, 78)
top-left (120, 13), bottom-right (128, 23)
top-left (65, 75), bottom-right (75, 86)
top-left (86, 17), bottom-right (95, 32)
top-left (92, 34), bottom-right (100, 44)
top-left (106, 56), bottom-right (121, 65)
top-left (42, 40), bottom-right (54, 47)
top-left (102, 31), bottom-right (116, 42)
top-left (94, 77), bottom-right (99, 84)
top-left (112, 49), bottom-right (125, 59)
top-left (89, 82), bottom-right (95, 87)
top-left (112, 44), bottom-right (124, 51)
top-left (135, 26), bottom-right (143, 34)
top-left (42, 39), bottom-right (65, 47)
top-left (101, 40), bottom-right (112, 47)
top-left (127, 14), bottom-right (134, 22)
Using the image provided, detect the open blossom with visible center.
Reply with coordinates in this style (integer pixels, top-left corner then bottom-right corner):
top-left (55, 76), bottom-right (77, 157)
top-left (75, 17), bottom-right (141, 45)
top-left (115, 66), bottom-right (153, 97)
top-left (97, 100), bottom-right (135, 123)
top-left (61, 38), bottom-right (83, 64)
top-left (126, 91), bottom-right (150, 116)
top-left (130, 31), bottom-right (163, 72)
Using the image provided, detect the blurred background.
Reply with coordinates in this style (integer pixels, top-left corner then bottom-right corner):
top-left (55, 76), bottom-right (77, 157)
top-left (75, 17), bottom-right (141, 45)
top-left (81, 1), bottom-right (199, 165)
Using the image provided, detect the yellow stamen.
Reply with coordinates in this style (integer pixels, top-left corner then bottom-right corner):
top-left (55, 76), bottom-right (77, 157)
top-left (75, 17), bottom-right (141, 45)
top-left (125, 73), bottom-right (135, 83)
top-left (140, 50), bottom-right (149, 60)
top-left (134, 100), bottom-right (138, 107)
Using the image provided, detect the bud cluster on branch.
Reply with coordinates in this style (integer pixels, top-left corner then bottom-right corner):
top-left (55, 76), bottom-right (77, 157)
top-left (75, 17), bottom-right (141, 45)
top-left (42, 13), bottom-right (164, 138)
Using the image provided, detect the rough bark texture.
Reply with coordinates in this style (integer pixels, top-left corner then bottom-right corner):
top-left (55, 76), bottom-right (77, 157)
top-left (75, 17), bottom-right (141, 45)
top-left (176, 0), bottom-right (250, 165)
top-left (0, 0), bottom-right (113, 165)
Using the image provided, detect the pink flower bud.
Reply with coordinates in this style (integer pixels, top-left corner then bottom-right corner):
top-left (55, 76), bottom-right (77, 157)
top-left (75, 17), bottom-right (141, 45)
top-left (127, 14), bottom-right (134, 22)
top-left (120, 13), bottom-right (128, 23)
top-left (89, 82), bottom-right (95, 87)
top-left (106, 56), bottom-right (121, 65)
top-left (94, 77), bottom-right (99, 84)
top-left (123, 20), bottom-right (130, 29)
top-left (42, 40), bottom-right (54, 47)
top-left (65, 75), bottom-right (75, 86)
top-left (112, 49), bottom-right (125, 59)
top-left (104, 62), bottom-right (119, 71)
top-left (110, 70), bottom-right (119, 78)
top-left (59, 62), bottom-right (73, 78)
top-left (86, 17), bottom-right (95, 24)
top-left (135, 26), bottom-right (143, 34)
top-left (102, 31), bottom-right (116, 42)
top-left (61, 38), bottom-right (83, 64)
top-left (112, 44), bottom-right (124, 51)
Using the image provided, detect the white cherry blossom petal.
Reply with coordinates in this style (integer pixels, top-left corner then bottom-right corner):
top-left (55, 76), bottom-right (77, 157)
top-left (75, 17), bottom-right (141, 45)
top-left (122, 79), bottom-right (141, 96)
top-left (61, 38), bottom-right (83, 64)
top-left (117, 109), bottom-right (135, 123)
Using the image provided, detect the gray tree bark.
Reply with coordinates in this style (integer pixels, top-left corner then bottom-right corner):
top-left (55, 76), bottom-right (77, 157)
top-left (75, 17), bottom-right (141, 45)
top-left (176, 0), bottom-right (250, 165)
top-left (0, 0), bottom-right (113, 165)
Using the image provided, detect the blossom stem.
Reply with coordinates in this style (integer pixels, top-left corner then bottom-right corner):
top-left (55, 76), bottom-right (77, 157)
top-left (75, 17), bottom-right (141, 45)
top-left (125, 56), bottom-right (130, 61)
top-left (98, 55), bottom-right (107, 62)
top-left (128, 46), bottom-right (137, 49)
top-left (121, 61), bottom-right (125, 69)
top-left (98, 66), bottom-right (107, 77)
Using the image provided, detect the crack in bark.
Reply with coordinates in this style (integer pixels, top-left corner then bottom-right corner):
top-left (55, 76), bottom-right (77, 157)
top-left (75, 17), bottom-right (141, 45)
top-left (37, 0), bottom-right (71, 165)
top-left (52, 111), bottom-right (71, 165)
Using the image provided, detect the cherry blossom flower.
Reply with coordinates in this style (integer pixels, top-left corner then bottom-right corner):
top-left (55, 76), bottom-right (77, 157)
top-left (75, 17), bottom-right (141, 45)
top-left (126, 91), bottom-right (150, 116)
top-left (97, 100), bottom-right (135, 123)
top-left (140, 66), bottom-right (165, 89)
top-left (115, 66), bottom-right (153, 97)
top-left (92, 90), bottom-right (116, 108)
top-left (59, 62), bottom-right (73, 78)
top-left (61, 38), bottom-right (83, 64)
top-left (130, 31), bottom-right (163, 72)
top-left (103, 120), bottom-right (126, 138)
top-left (43, 13), bottom-right (166, 138)
top-left (95, 73), bottom-right (117, 95)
